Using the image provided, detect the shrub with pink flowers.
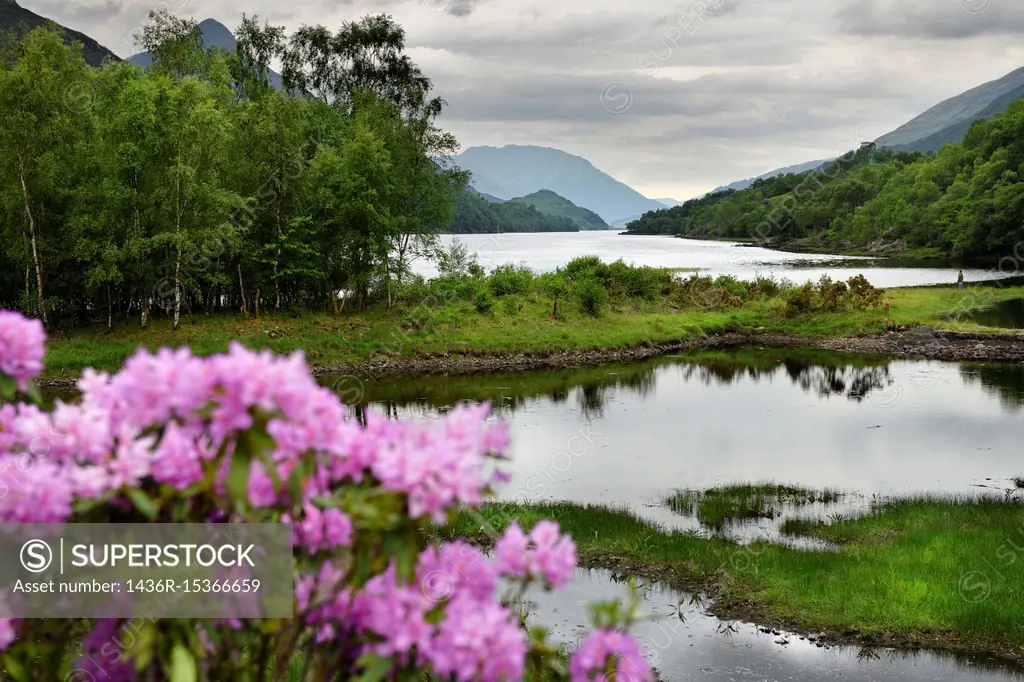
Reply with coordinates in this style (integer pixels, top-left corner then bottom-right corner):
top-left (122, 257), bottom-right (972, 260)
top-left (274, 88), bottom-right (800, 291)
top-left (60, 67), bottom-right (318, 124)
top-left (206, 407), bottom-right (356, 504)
top-left (0, 310), bottom-right (654, 682)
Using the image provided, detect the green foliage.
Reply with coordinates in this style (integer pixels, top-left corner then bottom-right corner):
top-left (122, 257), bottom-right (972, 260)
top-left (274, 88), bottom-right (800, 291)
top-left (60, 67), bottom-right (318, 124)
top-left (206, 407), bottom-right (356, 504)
top-left (784, 275), bottom-right (886, 317)
top-left (474, 288), bottom-right (494, 313)
top-left (574, 280), bottom-right (607, 317)
top-left (502, 296), bottom-right (518, 316)
top-left (625, 107), bottom-right (1024, 259)
top-left (0, 16), bottom-right (467, 325)
top-left (488, 264), bottom-right (534, 297)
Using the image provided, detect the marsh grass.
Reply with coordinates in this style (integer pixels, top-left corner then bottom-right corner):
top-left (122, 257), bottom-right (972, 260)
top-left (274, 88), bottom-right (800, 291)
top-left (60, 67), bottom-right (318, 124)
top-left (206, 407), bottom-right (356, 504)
top-left (445, 495), bottom-right (1024, 655)
top-left (665, 483), bottom-right (845, 531)
top-left (38, 286), bottom-right (1024, 380)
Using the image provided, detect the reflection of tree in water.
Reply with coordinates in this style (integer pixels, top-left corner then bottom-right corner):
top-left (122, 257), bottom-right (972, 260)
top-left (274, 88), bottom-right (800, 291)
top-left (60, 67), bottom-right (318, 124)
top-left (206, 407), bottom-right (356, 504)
top-left (679, 356), bottom-right (895, 402)
top-left (332, 350), bottom-right (900, 421)
top-left (574, 368), bottom-right (657, 419)
top-left (960, 364), bottom-right (1024, 411)
top-left (336, 363), bottom-right (660, 419)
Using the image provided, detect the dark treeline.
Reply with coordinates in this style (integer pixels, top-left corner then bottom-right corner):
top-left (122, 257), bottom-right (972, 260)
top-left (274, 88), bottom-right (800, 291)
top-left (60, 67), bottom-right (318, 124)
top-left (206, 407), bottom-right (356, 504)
top-left (0, 11), bottom-right (468, 329)
top-left (626, 104), bottom-right (1024, 259)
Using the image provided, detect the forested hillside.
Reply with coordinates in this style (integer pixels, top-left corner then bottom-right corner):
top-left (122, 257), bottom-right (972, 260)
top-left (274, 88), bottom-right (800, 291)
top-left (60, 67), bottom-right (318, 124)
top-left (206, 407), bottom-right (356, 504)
top-left (449, 190), bottom-right (579, 233)
top-left (0, 12), bottom-right (467, 329)
top-left (0, 0), bottom-right (119, 66)
top-left (507, 190), bottom-right (608, 230)
top-left (625, 102), bottom-right (1024, 259)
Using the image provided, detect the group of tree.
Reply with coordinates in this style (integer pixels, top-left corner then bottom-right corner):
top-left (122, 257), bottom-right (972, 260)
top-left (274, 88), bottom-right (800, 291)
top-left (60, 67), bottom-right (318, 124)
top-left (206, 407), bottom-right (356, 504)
top-left (0, 11), bottom-right (468, 330)
top-left (625, 105), bottom-right (1024, 259)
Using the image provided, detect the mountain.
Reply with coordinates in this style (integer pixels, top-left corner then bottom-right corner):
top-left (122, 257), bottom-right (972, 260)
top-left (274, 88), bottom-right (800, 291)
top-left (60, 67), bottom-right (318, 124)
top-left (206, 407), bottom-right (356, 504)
top-left (127, 17), bottom-right (284, 89)
top-left (875, 66), bottom-right (1024, 152)
top-left (450, 189), bottom-right (579, 234)
top-left (656, 198), bottom-right (684, 208)
top-left (453, 145), bottom-right (665, 224)
top-left (507, 190), bottom-right (609, 230)
top-left (467, 187), bottom-right (504, 203)
top-left (0, 0), bottom-right (120, 66)
top-left (707, 158), bottom-right (832, 195)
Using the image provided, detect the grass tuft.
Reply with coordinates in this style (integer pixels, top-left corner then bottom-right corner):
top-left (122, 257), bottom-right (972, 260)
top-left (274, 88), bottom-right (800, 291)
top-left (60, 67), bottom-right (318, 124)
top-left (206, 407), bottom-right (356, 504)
top-left (664, 482), bottom-right (844, 531)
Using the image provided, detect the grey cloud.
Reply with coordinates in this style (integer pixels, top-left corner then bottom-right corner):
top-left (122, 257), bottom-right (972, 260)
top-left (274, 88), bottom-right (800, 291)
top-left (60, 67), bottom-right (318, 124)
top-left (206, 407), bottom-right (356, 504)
top-left (836, 0), bottom-right (1024, 39)
top-left (34, 0), bottom-right (1024, 196)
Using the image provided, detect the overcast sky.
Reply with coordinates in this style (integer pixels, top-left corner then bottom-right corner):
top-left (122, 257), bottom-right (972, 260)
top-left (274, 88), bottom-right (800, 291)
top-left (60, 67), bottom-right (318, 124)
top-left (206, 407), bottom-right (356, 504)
top-left (27, 0), bottom-right (1024, 199)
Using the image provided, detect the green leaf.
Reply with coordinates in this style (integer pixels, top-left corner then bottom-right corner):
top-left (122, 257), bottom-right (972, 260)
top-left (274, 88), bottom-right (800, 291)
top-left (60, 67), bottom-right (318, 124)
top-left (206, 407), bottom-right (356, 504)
top-left (353, 652), bottom-right (393, 682)
top-left (129, 621), bottom-right (158, 671)
top-left (169, 643), bottom-right (198, 682)
top-left (227, 439), bottom-right (254, 503)
top-left (4, 654), bottom-right (27, 681)
top-left (0, 374), bottom-right (16, 400)
top-left (127, 488), bottom-right (159, 521)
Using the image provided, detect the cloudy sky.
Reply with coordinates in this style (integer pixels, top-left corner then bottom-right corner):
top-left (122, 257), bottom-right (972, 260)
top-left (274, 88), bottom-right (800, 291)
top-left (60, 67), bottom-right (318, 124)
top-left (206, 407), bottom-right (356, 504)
top-left (27, 0), bottom-right (1024, 200)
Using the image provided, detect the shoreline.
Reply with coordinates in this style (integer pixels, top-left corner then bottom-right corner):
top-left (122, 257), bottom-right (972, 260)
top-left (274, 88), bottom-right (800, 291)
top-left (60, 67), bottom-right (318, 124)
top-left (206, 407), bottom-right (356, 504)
top-left (36, 327), bottom-right (1024, 389)
top-left (579, 551), bottom-right (1024, 668)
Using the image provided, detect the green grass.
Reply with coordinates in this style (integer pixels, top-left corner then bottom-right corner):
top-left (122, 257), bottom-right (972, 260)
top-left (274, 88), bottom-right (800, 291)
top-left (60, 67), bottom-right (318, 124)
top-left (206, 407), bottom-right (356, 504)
top-left (442, 496), bottom-right (1024, 659)
top-left (665, 483), bottom-right (844, 531)
top-left (37, 285), bottom-right (1024, 380)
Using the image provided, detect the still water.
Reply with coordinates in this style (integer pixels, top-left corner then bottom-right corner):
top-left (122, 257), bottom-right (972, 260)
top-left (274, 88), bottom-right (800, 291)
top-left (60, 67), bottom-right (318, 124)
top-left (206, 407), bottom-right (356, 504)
top-left (526, 568), bottom-right (1024, 681)
top-left (330, 349), bottom-right (1024, 533)
top-left (327, 349), bottom-right (1024, 680)
top-left (412, 232), bottom-right (1012, 288)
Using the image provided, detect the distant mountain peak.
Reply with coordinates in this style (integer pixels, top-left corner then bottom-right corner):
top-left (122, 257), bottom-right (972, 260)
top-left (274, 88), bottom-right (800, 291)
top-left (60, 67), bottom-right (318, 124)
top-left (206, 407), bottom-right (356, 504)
top-left (126, 17), bottom-right (284, 89)
top-left (455, 145), bottom-right (663, 223)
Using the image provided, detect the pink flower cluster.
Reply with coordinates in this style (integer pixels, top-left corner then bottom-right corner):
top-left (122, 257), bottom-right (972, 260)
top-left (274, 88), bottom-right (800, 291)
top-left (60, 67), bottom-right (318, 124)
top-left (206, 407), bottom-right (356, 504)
top-left (569, 629), bottom-right (654, 682)
top-left (299, 541), bottom-right (530, 681)
top-left (0, 310), bottom-right (654, 682)
top-left (0, 339), bottom-right (509, 530)
top-left (0, 311), bottom-right (45, 390)
top-left (494, 520), bottom-right (578, 587)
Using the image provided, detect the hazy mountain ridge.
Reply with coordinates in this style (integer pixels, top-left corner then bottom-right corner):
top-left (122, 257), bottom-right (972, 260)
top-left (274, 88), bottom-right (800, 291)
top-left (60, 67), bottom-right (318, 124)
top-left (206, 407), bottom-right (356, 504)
top-left (875, 66), bottom-right (1024, 152)
top-left (0, 0), bottom-right (120, 66)
top-left (708, 158), bottom-right (833, 195)
top-left (455, 145), bottom-right (665, 223)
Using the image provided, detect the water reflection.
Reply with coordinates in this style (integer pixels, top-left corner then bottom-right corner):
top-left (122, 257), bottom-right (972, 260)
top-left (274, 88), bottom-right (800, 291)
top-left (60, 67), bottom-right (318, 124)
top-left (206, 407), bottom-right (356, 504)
top-left (332, 349), bottom-right (909, 418)
top-left (320, 348), bottom-right (1024, 532)
top-left (529, 568), bottom-right (1024, 682)
top-left (961, 364), bottom-right (1024, 411)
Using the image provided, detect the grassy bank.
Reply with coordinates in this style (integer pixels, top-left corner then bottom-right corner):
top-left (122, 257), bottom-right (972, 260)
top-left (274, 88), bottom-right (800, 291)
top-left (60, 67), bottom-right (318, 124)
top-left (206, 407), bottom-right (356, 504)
top-left (37, 267), bottom-right (1024, 380)
top-left (441, 496), bottom-right (1024, 660)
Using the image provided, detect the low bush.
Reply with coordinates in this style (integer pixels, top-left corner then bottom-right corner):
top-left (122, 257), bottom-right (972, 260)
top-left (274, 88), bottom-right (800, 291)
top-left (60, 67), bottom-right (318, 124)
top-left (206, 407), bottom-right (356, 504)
top-left (575, 280), bottom-right (608, 316)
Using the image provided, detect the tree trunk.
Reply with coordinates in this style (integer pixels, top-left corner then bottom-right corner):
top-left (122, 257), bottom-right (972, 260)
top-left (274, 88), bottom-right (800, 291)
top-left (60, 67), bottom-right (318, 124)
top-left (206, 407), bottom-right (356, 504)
top-left (106, 284), bottom-right (113, 333)
top-left (17, 153), bottom-right (46, 327)
top-left (141, 295), bottom-right (150, 329)
top-left (255, 288), bottom-right (261, 319)
top-left (173, 246), bottom-right (182, 330)
top-left (237, 263), bottom-right (248, 315)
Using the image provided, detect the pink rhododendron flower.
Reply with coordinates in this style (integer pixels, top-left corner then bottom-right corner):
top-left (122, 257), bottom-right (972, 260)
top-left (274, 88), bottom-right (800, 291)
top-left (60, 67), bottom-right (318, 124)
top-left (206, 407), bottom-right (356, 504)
top-left (0, 618), bottom-right (19, 652)
top-left (424, 594), bottom-right (526, 682)
top-left (0, 311), bottom-right (44, 390)
top-left (570, 629), bottom-right (653, 682)
top-left (496, 521), bottom-right (577, 587)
